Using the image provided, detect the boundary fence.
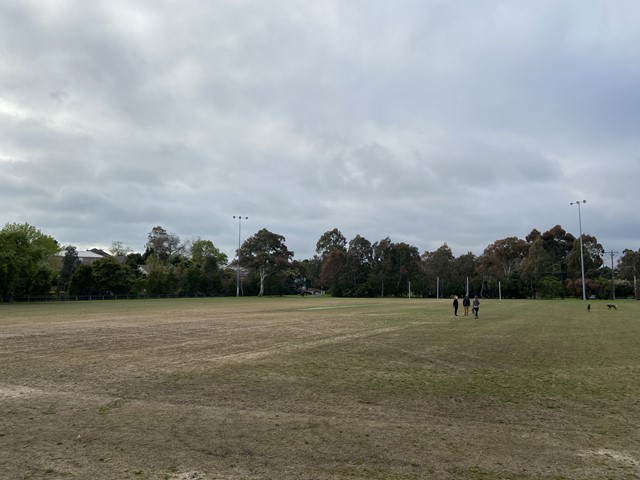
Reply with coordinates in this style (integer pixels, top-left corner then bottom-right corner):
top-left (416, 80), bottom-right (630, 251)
top-left (11, 294), bottom-right (221, 303)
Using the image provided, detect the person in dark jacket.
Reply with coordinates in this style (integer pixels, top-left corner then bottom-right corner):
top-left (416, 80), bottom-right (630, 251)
top-left (452, 295), bottom-right (459, 316)
top-left (462, 295), bottom-right (471, 316)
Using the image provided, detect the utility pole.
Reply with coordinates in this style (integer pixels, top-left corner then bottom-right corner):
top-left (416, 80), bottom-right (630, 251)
top-left (603, 250), bottom-right (619, 300)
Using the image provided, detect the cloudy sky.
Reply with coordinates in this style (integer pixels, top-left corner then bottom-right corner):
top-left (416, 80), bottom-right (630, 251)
top-left (2, 1), bottom-right (639, 261)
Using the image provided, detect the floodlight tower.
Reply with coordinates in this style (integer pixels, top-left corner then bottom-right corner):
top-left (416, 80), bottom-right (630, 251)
top-left (570, 200), bottom-right (587, 301)
top-left (233, 215), bottom-right (248, 297)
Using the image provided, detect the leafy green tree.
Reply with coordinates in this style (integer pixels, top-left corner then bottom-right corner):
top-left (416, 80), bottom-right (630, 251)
top-left (319, 250), bottom-right (347, 295)
top-left (59, 245), bottom-right (80, 292)
top-left (389, 242), bottom-right (421, 296)
top-left (452, 252), bottom-right (479, 296)
top-left (181, 261), bottom-right (206, 295)
top-left (538, 276), bottom-right (564, 299)
top-left (146, 266), bottom-right (178, 295)
top-left (92, 256), bottom-right (134, 295)
top-left (344, 235), bottom-right (374, 297)
top-left (287, 260), bottom-right (312, 294)
top-left (316, 228), bottom-right (347, 259)
top-left (478, 237), bottom-right (528, 297)
top-left (525, 229), bottom-right (542, 243)
top-left (540, 225), bottom-right (575, 281)
top-left (480, 237), bottom-right (528, 281)
top-left (68, 264), bottom-right (96, 296)
top-left (291, 257), bottom-right (322, 292)
top-left (146, 226), bottom-right (183, 263)
top-left (372, 237), bottom-right (394, 297)
top-left (202, 256), bottom-right (223, 294)
top-left (30, 262), bottom-right (57, 295)
top-left (617, 249), bottom-right (639, 282)
top-left (180, 255), bottom-right (223, 296)
top-left (125, 252), bottom-right (145, 272)
top-left (613, 279), bottom-right (634, 299)
top-left (174, 238), bottom-right (226, 296)
top-left (189, 238), bottom-right (228, 267)
top-left (363, 239), bottom-right (422, 297)
top-left (0, 223), bottom-right (59, 301)
top-left (422, 243), bottom-right (454, 297)
top-left (238, 229), bottom-right (293, 296)
top-left (315, 229), bottom-right (347, 294)
top-left (541, 225), bottom-right (575, 258)
top-left (109, 241), bottom-right (133, 257)
top-left (567, 234), bottom-right (604, 280)
top-left (223, 265), bottom-right (238, 295)
top-left (521, 239), bottom-right (554, 298)
top-left (502, 270), bottom-right (526, 298)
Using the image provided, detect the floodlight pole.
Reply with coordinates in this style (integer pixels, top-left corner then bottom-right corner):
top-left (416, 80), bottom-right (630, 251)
top-left (233, 215), bottom-right (248, 297)
top-left (570, 200), bottom-right (587, 301)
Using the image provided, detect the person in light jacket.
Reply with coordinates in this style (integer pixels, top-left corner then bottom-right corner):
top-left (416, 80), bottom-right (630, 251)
top-left (472, 295), bottom-right (480, 319)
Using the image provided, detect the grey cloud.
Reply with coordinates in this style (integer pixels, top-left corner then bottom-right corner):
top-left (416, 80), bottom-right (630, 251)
top-left (1, 0), bottom-right (638, 260)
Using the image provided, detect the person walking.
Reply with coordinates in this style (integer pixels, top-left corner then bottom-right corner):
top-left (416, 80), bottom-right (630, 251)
top-left (462, 295), bottom-right (470, 316)
top-left (472, 295), bottom-right (480, 319)
top-left (452, 295), bottom-right (459, 316)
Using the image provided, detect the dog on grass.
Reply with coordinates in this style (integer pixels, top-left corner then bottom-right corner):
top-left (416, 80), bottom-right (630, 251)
top-left (607, 304), bottom-right (618, 310)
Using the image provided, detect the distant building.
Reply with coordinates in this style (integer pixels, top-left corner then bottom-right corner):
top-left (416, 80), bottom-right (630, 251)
top-left (56, 249), bottom-right (110, 265)
top-left (88, 248), bottom-right (110, 257)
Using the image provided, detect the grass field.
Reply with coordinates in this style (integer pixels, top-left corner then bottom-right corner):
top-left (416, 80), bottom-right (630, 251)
top-left (1, 297), bottom-right (639, 479)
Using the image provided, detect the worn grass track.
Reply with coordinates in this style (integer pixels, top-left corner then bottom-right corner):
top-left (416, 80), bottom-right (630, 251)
top-left (1, 297), bottom-right (639, 479)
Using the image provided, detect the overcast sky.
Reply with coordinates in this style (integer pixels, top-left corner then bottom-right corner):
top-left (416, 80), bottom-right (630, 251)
top-left (2, 1), bottom-right (639, 261)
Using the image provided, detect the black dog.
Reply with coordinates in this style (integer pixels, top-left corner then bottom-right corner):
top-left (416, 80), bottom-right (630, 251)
top-left (607, 304), bottom-right (618, 310)
top-left (587, 304), bottom-right (591, 312)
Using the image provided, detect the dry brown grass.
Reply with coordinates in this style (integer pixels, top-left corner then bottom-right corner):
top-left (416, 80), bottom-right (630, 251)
top-left (1, 297), bottom-right (639, 479)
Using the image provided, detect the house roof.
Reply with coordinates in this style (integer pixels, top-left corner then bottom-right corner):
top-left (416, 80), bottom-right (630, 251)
top-left (88, 248), bottom-right (110, 257)
top-left (56, 249), bottom-right (111, 263)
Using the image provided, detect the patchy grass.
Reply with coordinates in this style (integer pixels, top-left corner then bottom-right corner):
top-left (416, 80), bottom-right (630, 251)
top-left (1, 297), bottom-right (639, 479)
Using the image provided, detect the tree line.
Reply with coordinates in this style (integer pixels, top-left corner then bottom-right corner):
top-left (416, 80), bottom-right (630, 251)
top-left (1, 222), bottom-right (638, 302)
